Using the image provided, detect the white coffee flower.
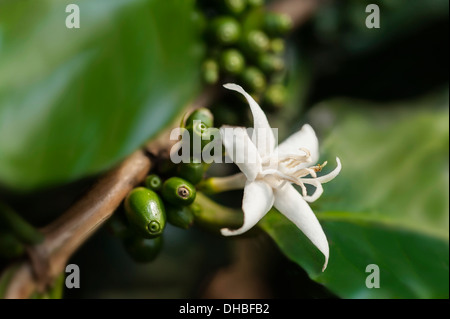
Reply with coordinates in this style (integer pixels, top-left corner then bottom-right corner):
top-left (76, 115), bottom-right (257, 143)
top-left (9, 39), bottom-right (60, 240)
top-left (220, 83), bottom-right (341, 271)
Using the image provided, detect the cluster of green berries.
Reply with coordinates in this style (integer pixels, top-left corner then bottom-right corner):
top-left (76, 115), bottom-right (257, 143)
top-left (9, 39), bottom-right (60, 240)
top-left (197, 0), bottom-right (292, 110)
top-left (109, 109), bottom-right (217, 263)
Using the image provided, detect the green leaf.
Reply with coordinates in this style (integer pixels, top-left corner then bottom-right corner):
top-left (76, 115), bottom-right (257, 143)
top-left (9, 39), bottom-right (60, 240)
top-left (260, 91), bottom-right (449, 298)
top-left (0, 0), bottom-right (204, 191)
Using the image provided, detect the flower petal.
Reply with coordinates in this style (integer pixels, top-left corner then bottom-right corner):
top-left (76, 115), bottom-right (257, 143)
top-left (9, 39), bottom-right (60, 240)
top-left (220, 126), bottom-right (262, 181)
top-left (223, 83), bottom-right (276, 157)
top-left (221, 180), bottom-right (274, 236)
top-left (273, 184), bottom-right (329, 271)
top-left (274, 124), bottom-right (319, 165)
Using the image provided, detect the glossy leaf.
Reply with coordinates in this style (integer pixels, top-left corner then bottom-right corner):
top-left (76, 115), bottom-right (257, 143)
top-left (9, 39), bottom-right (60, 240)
top-left (0, 0), bottom-right (204, 191)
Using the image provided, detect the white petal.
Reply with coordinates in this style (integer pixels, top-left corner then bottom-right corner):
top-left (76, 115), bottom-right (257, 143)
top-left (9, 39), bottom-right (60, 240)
top-left (221, 180), bottom-right (274, 236)
top-left (274, 184), bottom-right (329, 271)
top-left (274, 124), bottom-right (319, 166)
top-left (223, 83), bottom-right (276, 157)
top-left (220, 126), bottom-right (262, 181)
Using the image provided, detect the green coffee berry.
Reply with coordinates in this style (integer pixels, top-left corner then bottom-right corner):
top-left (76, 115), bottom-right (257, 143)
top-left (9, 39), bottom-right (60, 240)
top-left (186, 108), bottom-right (214, 128)
top-left (202, 59), bottom-right (219, 85)
top-left (221, 0), bottom-right (246, 15)
top-left (145, 174), bottom-right (162, 192)
top-left (124, 187), bottom-right (166, 238)
top-left (264, 84), bottom-right (287, 109)
top-left (270, 38), bottom-right (285, 53)
top-left (264, 12), bottom-right (293, 36)
top-left (258, 54), bottom-right (285, 74)
top-left (244, 30), bottom-right (270, 54)
top-left (166, 205), bottom-right (195, 229)
top-left (161, 177), bottom-right (196, 206)
top-left (177, 162), bottom-right (205, 185)
top-left (241, 66), bottom-right (266, 93)
top-left (123, 234), bottom-right (162, 263)
top-left (220, 49), bottom-right (245, 75)
top-left (209, 16), bottom-right (241, 45)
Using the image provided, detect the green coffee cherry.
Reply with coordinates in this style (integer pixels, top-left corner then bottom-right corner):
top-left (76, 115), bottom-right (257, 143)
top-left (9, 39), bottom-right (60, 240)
top-left (258, 54), bottom-right (285, 74)
top-left (209, 16), bottom-right (241, 45)
top-left (145, 174), bottom-right (162, 192)
top-left (220, 49), bottom-right (245, 75)
top-left (264, 84), bottom-right (287, 109)
top-left (124, 234), bottom-right (162, 263)
top-left (124, 187), bottom-right (166, 238)
top-left (202, 59), bottom-right (219, 85)
top-left (243, 30), bottom-right (269, 54)
top-left (177, 162), bottom-right (205, 185)
top-left (161, 177), bottom-right (196, 206)
top-left (270, 38), bottom-right (285, 53)
top-left (186, 108), bottom-right (214, 128)
top-left (241, 67), bottom-right (266, 93)
top-left (264, 12), bottom-right (293, 36)
top-left (166, 205), bottom-right (195, 229)
top-left (221, 0), bottom-right (246, 15)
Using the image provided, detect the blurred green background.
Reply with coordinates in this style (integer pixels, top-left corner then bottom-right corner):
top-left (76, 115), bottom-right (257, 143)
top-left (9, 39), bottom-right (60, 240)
top-left (0, 0), bottom-right (448, 298)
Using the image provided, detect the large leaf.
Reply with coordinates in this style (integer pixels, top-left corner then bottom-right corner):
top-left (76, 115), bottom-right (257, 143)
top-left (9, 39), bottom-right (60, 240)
top-left (0, 0), bottom-right (203, 191)
top-left (260, 91), bottom-right (449, 298)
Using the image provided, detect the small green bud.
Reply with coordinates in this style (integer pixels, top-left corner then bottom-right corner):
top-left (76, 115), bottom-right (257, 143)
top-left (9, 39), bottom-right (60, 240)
top-left (221, 0), bottom-right (247, 16)
top-left (161, 177), bottom-right (196, 206)
top-left (177, 162), bottom-right (205, 185)
top-left (202, 59), bottom-right (219, 85)
top-left (264, 13), bottom-right (293, 36)
top-left (240, 66), bottom-right (266, 93)
top-left (124, 187), bottom-right (166, 238)
top-left (209, 16), bottom-right (241, 45)
top-left (264, 84), bottom-right (287, 109)
top-left (220, 49), bottom-right (245, 75)
top-left (145, 174), bottom-right (162, 191)
top-left (123, 234), bottom-right (163, 263)
top-left (270, 38), bottom-right (285, 53)
top-left (258, 54), bottom-right (285, 74)
top-left (244, 30), bottom-right (269, 54)
top-left (166, 205), bottom-right (195, 229)
top-left (186, 108), bottom-right (214, 128)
